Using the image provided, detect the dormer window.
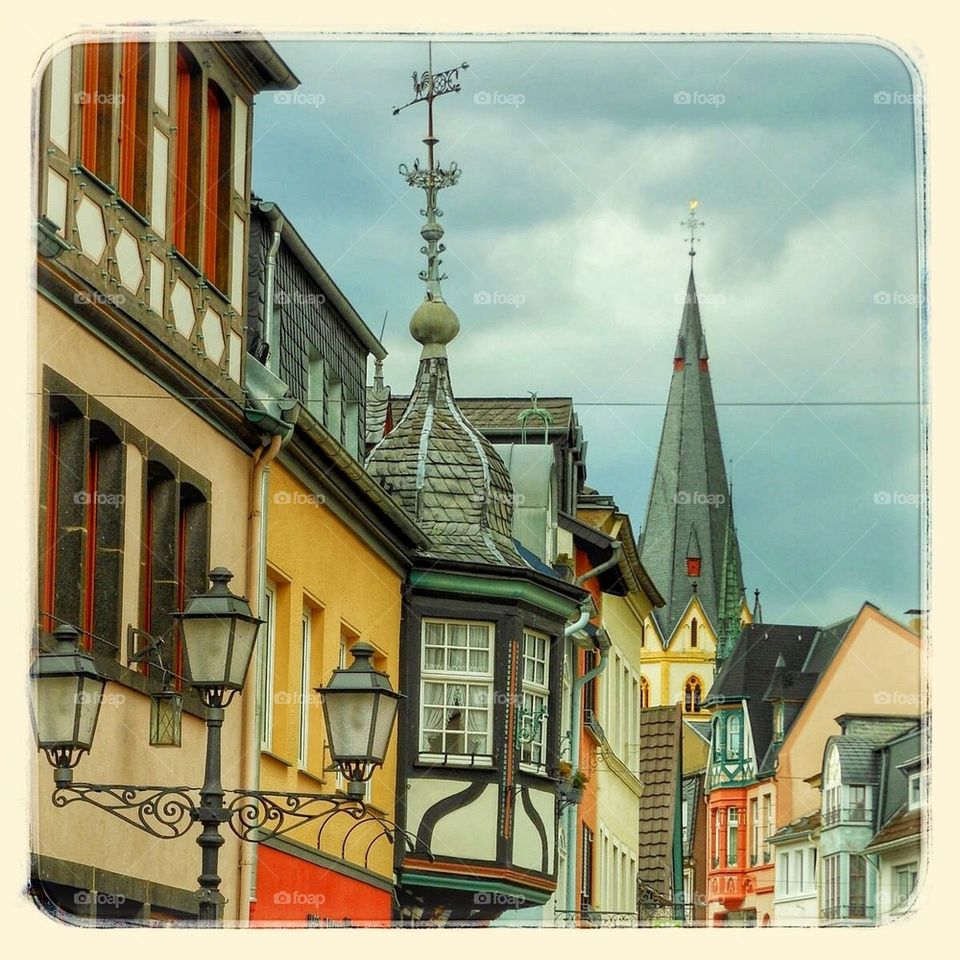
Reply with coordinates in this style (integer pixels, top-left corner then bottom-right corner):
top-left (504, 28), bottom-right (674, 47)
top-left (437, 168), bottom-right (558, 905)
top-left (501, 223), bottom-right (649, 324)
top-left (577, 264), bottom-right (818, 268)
top-left (690, 617), bottom-right (699, 648)
top-left (773, 701), bottom-right (785, 743)
top-left (908, 771), bottom-right (922, 810)
top-left (686, 557), bottom-right (701, 577)
top-left (728, 712), bottom-right (742, 759)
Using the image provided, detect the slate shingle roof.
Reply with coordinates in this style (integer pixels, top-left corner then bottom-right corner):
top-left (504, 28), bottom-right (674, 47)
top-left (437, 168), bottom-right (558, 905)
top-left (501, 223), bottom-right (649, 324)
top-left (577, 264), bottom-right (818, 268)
top-left (639, 268), bottom-right (745, 646)
top-left (390, 395), bottom-right (574, 436)
top-left (637, 705), bottom-right (683, 899)
top-left (706, 622), bottom-right (821, 774)
top-left (365, 355), bottom-right (527, 567)
top-left (864, 806), bottom-right (921, 851)
top-left (769, 811), bottom-right (821, 844)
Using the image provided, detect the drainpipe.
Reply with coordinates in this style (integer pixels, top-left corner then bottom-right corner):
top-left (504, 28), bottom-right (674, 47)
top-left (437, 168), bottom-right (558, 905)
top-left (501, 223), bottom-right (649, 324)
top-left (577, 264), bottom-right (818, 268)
top-left (259, 203), bottom-right (285, 374)
top-left (563, 541), bottom-right (622, 915)
top-left (238, 432), bottom-right (282, 925)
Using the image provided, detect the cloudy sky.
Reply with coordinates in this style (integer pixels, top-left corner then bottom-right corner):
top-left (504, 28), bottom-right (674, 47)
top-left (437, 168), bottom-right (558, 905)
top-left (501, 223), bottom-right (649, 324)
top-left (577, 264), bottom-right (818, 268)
top-left (252, 37), bottom-right (924, 627)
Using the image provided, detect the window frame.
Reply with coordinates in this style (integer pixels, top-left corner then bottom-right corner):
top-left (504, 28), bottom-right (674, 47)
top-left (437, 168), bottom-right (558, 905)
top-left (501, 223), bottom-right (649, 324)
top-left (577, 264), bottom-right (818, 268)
top-left (258, 581), bottom-right (276, 752)
top-left (726, 806), bottom-right (740, 866)
top-left (519, 629), bottom-right (550, 774)
top-left (298, 610), bottom-right (311, 769)
top-left (419, 617), bottom-right (495, 765)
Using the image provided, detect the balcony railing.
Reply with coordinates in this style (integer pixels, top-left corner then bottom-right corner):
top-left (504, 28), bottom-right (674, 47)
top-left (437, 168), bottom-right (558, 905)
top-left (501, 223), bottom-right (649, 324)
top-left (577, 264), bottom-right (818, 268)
top-left (823, 807), bottom-right (874, 827)
top-left (554, 910), bottom-right (638, 928)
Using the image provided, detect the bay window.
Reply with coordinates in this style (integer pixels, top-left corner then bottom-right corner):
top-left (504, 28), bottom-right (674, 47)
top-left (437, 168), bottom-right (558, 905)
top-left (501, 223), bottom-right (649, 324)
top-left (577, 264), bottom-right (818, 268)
top-left (420, 619), bottom-right (494, 760)
top-left (520, 630), bottom-right (549, 771)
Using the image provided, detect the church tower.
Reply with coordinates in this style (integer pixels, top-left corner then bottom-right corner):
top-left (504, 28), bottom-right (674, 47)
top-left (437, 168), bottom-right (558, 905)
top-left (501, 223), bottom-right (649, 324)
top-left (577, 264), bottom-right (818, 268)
top-left (639, 203), bottom-right (750, 713)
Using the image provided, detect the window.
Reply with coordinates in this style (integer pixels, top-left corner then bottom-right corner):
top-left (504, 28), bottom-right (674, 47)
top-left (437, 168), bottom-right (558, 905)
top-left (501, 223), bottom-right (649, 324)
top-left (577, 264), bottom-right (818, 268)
top-left (640, 675), bottom-right (650, 709)
top-left (690, 617), bottom-right (699, 648)
top-left (326, 377), bottom-right (343, 442)
top-left (849, 855), bottom-right (867, 919)
top-left (682, 799), bottom-right (690, 846)
top-left (727, 807), bottom-right (739, 866)
top-left (80, 43), bottom-right (116, 181)
top-left (684, 675), bottom-right (703, 714)
top-left (344, 394), bottom-right (361, 459)
top-left (420, 619), bottom-right (494, 759)
top-left (762, 794), bottom-right (773, 863)
top-left (118, 42), bottom-right (150, 213)
top-left (713, 808), bottom-right (722, 867)
top-left (895, 862), bottom-right (918, 908)
top-left (258, 582), bottom-right (276, 751)
top-left (640, 621), bottom-right (646, 648)
top-left (822, 854), bottom-right (841, 919)
top-left (306, 349), bottom-right (325, 418)
top-left (728, 712), bottom-right (742, 758)
top-left (773, 701), bottom-right (785, 742)
top-left (581, 824), bottom-right (594, 914)
top-left (779, 853), bottom-right (790, 895)
top-left (849, 784), bottom-right (868, 822)
top-left (298, 611), bottom-right (312, 769)
top-left (203, 80), bottom-right (231, 290)
top-left (520, 631), bottom-right (549, 770)
top-left (823, 745), bottom-right (842, 825)
top-left (173, 46), bottom-right (202, 264)
top-left (750, 798), bottom-right (759, 865)
top-left (713, 712), bottom-right (725, 759)
top-left (794, 849), bottom-right (804, 893)
top-left (908, 772), bottom-right (922, 810)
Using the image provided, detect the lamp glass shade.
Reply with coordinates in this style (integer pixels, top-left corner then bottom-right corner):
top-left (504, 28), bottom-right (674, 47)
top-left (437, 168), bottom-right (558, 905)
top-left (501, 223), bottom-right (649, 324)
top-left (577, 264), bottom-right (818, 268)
top-left (369, 692), bottom-right (400, 764)
top-left (226, 618), bottom-right (260, 690)
top-left (31, 671), bottom-right (105, 753)
top-left (323, 690), bottom-right (377, 762)
top-left (180, 616), bottom-right (232, 689)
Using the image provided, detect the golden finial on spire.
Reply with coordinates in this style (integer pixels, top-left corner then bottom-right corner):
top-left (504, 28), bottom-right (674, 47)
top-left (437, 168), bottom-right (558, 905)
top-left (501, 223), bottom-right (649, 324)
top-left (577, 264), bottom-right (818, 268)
top-left (683, 199), bottom-right (704, 258)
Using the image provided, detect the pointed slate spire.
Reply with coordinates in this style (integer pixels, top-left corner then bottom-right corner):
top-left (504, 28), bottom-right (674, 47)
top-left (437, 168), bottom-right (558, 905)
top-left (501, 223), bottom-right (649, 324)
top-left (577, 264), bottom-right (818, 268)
top-left (639, 208), bottom-right (746, 647)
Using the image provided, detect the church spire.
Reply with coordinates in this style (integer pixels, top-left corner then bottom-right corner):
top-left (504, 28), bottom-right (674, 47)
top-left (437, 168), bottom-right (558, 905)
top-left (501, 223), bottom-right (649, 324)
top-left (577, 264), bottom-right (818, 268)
top-left (639, 203), bottom-right (746, 647)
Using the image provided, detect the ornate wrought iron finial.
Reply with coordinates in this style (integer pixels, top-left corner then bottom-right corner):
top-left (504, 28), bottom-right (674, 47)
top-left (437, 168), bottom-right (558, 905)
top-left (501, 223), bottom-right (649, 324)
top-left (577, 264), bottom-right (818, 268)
top-left (683, 198), bottom-right (704, 258)
top-left (394, 42), bottom-right (469, 299)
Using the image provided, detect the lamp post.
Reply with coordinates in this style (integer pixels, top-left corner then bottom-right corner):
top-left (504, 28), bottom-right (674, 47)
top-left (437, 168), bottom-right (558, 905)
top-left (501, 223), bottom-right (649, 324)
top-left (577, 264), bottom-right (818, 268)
top-left (30, 568), bottom-right (406, 926)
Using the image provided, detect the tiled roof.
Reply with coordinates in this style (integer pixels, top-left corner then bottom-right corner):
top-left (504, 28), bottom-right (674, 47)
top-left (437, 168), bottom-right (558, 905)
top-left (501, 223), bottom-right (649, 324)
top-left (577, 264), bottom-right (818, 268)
top-left (366, 384), bottom-right (390, 446)
top-left (365, 355), bottom-right (527, 568)
top-left (637, 705), bottom-right (683, 899)
top-left (865, 806), bottom-right (921, 851)
top-left (639, 268), bottom-right (745, 646)
top-left (390, 395), bottom-right (574, 435)
top-left (770, 811), bottom-right (821, 844)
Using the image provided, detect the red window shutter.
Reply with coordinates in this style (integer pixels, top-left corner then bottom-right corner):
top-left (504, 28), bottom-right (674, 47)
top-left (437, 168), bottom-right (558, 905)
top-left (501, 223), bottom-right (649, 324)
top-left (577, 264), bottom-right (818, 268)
top-left (81, 445), bottom-right (100, 651)
top-left (80, 44), bottom-right (100, 172)
top-left (173, 52), bottom-right (192, 252)
top-left (203, 87), bottom-right (221, 282)
top-left (687, 557), bottom-right (701, 577)
top-left (118, 42), bottom-right (139, 203)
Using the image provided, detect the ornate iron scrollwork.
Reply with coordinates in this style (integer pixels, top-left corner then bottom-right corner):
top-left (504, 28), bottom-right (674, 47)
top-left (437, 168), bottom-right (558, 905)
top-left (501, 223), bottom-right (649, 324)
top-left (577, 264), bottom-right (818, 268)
top-left (225, 790), bottom-right (364, 842)
top-left (52, 783), bottom-right (199, 839)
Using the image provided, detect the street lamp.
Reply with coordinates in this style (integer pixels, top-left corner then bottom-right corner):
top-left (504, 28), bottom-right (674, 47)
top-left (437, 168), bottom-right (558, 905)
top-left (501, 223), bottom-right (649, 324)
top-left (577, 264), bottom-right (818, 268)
top-left (31, 568), bottom-right (407, 926)
top-left (173, 566), bottom-right (261, 707)
top-left (318, 642), bottom-right (403, 798)
top-left (30, 624), bottom-right (106, 783)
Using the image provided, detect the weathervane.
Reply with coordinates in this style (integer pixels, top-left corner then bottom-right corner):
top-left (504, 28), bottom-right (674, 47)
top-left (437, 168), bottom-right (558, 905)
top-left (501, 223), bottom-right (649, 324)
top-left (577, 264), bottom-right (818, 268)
top-left (394, 42), bottom-right (469, 298)
top-left (683, 199), bottom-right (704, 258)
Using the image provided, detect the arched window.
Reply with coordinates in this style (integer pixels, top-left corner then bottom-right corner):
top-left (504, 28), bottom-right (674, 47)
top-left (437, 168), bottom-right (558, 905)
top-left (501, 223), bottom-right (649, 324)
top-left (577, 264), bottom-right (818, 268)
top-left (684, 676), bottom-right (704, 714)
top-left (690, 617), bottom-right (699, 648)
top-left (728, 712), bottom-right (742, 758)
top-left (640, 676), bottom-right (650, 709)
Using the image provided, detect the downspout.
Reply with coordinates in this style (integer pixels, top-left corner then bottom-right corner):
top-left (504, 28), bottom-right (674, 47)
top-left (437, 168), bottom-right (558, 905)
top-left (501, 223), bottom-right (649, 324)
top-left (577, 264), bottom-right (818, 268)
top-left (260, 203), bottom-right (285, 375)
top-left (563, 542), bottom-right (622, 914)
top-left (238, 432), bottom-right (282, 925)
